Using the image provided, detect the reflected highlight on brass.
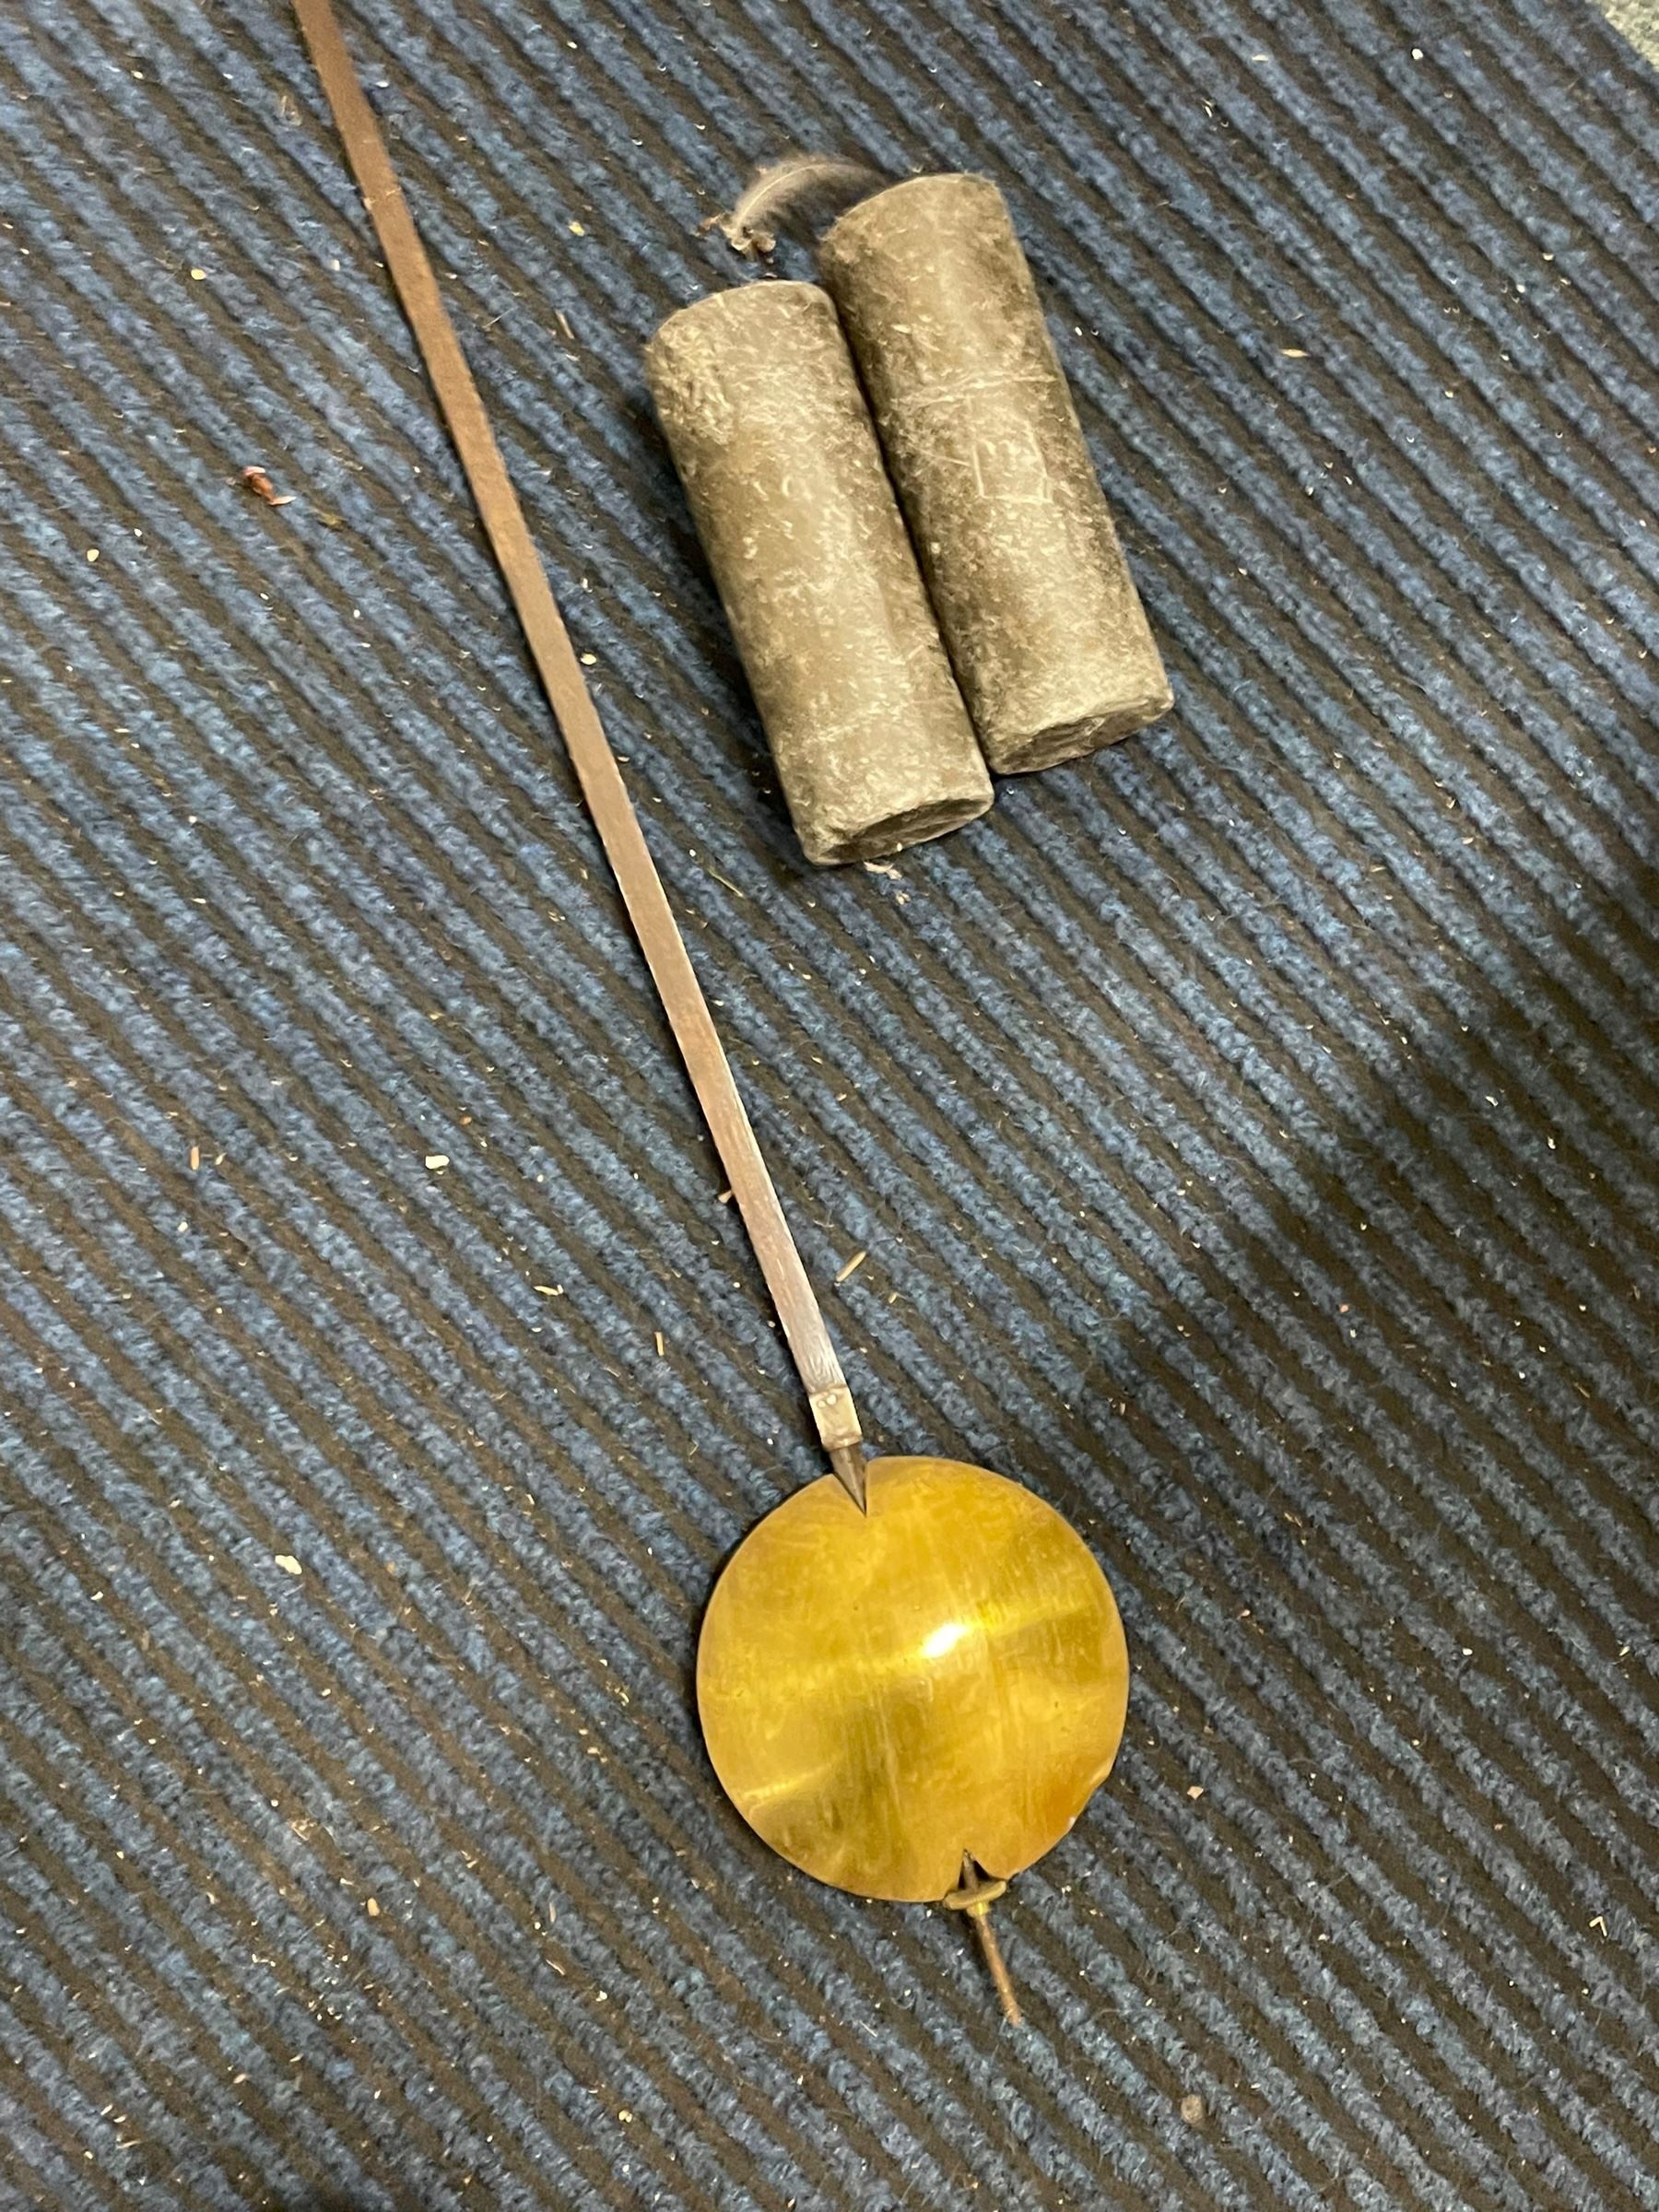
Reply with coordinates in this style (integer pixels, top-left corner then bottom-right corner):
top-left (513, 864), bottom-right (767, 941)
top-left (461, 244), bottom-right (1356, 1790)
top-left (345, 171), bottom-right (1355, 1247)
top-left (697, 1457), bottom-right (1129, 1902)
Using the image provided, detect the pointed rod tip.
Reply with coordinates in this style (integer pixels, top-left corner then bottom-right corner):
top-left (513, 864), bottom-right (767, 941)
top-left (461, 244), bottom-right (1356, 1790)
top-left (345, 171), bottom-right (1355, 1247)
top-left (829, 1442), bottom-right (867, 1512)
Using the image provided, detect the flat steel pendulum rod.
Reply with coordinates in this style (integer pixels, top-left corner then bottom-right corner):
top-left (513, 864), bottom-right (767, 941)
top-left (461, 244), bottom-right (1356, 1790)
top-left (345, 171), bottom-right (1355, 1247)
top-left (292, 0), bottom-right (866, 1508)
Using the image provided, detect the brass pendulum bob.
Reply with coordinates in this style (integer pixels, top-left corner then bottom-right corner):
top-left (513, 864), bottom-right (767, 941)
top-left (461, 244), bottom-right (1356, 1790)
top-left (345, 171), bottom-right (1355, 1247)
top-left (698, 1457), bottom-right (1127, 2015)
top-left (296, 0), bottom-right (1130, 2022)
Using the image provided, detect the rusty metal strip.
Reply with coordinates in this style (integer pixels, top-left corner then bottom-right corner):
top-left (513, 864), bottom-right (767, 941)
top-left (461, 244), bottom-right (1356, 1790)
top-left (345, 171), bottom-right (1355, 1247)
top-left (291, 0), bottom-right (865, 1504)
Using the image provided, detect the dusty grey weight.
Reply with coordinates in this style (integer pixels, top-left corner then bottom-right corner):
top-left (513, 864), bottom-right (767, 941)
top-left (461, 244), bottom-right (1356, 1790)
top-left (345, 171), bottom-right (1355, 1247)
top-left (821, 174), bottom-right (1171, 775)
top-left (646, 282), bottom-right (992, 866)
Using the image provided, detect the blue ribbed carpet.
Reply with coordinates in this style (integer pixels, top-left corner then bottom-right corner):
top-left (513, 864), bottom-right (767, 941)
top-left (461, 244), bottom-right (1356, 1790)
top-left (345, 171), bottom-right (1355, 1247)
top-left (2, 2), bottom-right (1657, 2206)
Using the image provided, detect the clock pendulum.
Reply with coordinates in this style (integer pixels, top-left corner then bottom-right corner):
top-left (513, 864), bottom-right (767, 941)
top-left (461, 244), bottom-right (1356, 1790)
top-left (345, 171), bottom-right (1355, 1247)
top-left (294, 0), bottom-right (1131, 2022)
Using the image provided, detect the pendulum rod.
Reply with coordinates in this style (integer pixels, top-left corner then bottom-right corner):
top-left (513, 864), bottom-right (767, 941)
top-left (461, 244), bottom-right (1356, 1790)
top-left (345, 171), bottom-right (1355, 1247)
top-left (292, 0), bottom-right (866, 1508)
